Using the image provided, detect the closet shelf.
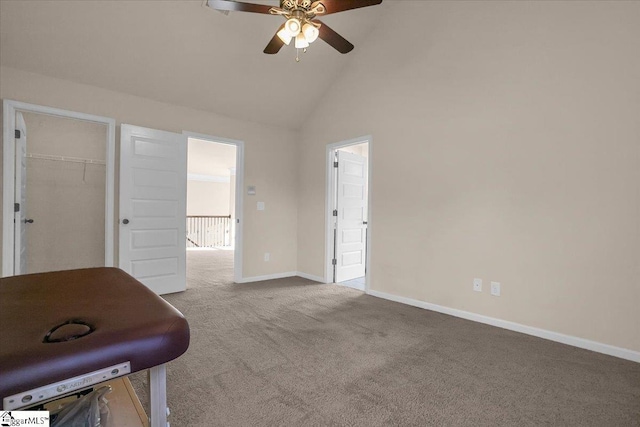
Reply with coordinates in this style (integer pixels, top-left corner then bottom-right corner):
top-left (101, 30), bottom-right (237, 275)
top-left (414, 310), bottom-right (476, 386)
top-left (26, 153), bottom-right (106, 165)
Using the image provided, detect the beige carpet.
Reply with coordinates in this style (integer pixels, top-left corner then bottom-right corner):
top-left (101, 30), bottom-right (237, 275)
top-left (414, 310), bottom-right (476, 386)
top-left (131, 250), bottom-right (640, 426)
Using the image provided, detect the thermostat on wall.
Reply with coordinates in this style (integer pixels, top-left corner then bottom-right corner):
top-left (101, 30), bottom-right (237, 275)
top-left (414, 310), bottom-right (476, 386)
top-left (247, 186), bottom-right (256, 195)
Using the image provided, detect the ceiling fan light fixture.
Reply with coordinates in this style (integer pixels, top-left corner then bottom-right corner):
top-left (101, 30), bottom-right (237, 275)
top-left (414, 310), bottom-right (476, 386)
top-left (302, 23), bottom-right (319, 43)
top-left (295, 32), bottom-right (310, 49)
top-left (277, 27), bottom-right (293, 45)
top-left (209, 0), bottom-right (384, 59)
top-left (285, 18), bottom-right (301, 36)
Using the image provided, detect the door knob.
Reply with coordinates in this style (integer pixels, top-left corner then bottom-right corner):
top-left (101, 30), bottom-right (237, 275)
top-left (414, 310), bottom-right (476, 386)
top-left (24, 219), bottom-right (34, 224)
top-left (122, 219), bottom-right (130, 225)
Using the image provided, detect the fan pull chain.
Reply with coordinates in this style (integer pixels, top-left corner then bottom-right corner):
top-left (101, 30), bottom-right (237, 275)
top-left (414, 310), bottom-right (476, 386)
top-left (295, 47), bottom-right (308, 63)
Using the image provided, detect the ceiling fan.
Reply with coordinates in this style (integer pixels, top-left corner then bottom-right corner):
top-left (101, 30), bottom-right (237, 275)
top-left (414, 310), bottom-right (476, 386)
top-left (207, 0), bottom-right (383, 60)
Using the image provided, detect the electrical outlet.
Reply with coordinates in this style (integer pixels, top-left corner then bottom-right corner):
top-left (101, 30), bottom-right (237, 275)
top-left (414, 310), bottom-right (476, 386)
top-left (491, 281), bottom-right (501, 297)
top-left (264, 252), bottom-right (270, 262)
top-left (473, 278), bottom-right (482, 292)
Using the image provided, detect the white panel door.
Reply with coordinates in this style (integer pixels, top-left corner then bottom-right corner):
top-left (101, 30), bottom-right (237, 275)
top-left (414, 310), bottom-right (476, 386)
top-left (14, 112), bottom-right (28, 275)
top-left (119, 125), bottom-right (187, 295)
top-left (335, 150), bottom-right (367, 283)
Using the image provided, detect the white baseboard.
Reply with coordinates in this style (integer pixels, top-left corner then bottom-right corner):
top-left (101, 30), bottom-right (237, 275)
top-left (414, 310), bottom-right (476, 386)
top-left (296, 272), bottom-right (326, 283)
top-left (367, 289), bottom-right (640, 363)
top-left (236, 271), bottom-right (296, 283)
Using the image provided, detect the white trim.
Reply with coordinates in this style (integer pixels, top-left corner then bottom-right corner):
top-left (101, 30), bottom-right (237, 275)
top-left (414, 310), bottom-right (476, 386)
top-left (2, 99), bottom-right (116, 277)
top-left (187, 173), bottom-right (231, 183)
top-left (236, 271), bottom-right (297, 283)
top-left (2, 102), bottom-right (13, 276)
top-left (368, 289), bottom-right (640, 363)
top-left (325, 136), bottom-right (373, 292)
top-left (183, 131), bottom-right (244, 283)
top-left (296, 271), bottom-right (325, 283)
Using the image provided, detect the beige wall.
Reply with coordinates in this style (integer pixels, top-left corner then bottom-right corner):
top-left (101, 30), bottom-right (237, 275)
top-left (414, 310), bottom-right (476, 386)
top-left (297, 2), bottom-right (640, 352)
top-left (22, 112), bottom-right (107, 273)
top-left (187, 180), bottom-right (230, 217)
top-left (188, 138), bottom-right (236, 177)
top-left (186, 138), bottom-right (235, 217)
top-left (1, 66), bottom-right (298, 279)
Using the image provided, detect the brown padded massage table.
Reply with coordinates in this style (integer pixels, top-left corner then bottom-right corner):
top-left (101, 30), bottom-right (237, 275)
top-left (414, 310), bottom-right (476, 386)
top-left (0, 267), bottom-right (190, 427)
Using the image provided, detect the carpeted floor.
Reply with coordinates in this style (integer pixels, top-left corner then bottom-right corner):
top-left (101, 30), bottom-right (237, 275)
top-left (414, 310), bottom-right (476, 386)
top-left (131, 250), bottom-right (640, 426)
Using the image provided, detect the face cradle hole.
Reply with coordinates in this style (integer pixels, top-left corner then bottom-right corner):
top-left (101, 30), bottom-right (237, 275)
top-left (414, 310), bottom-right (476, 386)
top-left (43, 319), bottom-right (95, 343)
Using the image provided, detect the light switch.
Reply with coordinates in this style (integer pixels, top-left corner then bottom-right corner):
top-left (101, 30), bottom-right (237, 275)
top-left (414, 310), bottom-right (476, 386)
top-left (257, 202), bottom-right (265, 211)
top-left (491, 281), bottom-right (501, 297)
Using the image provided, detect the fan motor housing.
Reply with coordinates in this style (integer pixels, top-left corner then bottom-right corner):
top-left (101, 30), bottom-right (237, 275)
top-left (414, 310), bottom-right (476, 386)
top-left (282, 0), bottom-right (312, 12)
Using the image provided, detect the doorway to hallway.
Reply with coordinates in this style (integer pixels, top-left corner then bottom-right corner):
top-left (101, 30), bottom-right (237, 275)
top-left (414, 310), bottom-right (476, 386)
top-left (186, 134), bottom-right (243, 284)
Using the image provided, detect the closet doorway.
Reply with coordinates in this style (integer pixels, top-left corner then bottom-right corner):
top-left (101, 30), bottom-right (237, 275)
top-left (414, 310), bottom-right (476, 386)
top-left (325, 136), bottom-right (372, 292)
top-left (2, 100), bottom-right (115, 276)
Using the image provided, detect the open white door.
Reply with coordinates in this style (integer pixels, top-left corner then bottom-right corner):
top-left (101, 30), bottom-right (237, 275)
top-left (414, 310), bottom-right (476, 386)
top-left (335, 150), bottom-right (367, 283)
top-left (14, 112), bottom-right (28, 275)
top-left (119, 125), bottom-right (187, 295)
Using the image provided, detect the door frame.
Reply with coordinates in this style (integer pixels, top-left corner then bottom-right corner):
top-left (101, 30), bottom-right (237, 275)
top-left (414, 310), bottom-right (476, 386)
top-left (325, 135), bottom-right (373, 292)
top-left (183, 131), bottom-right (244, 284)
top-left (2, 99), bottom-right (116, 277)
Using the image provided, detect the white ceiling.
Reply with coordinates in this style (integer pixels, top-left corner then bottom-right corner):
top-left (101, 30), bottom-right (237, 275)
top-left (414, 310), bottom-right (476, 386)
top-left (0, 0), bottom-right (386, 130)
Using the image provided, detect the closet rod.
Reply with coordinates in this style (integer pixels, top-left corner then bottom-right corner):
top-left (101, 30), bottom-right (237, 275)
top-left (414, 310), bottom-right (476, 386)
top-left (26, 153), bottom-right (106, 165)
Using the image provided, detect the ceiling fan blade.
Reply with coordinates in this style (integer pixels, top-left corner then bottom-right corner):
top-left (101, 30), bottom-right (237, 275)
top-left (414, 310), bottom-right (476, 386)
top-left (313, 0), bottom-right (382, 15)
top-left (316, 20), bottom-right (354, 54)
top-left (207, 0), bottom-right (274, 14)
top-left (264, 24), bottom-right (286, 54)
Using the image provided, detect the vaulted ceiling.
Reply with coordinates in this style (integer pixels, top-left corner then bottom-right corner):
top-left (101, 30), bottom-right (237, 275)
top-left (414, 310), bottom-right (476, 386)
top-left (0, 0), bottom-right (386, 130)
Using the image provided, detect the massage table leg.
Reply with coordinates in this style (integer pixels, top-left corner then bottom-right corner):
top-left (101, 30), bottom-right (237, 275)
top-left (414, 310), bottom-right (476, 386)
top-left (148, 364), bottom-right (168, 427)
